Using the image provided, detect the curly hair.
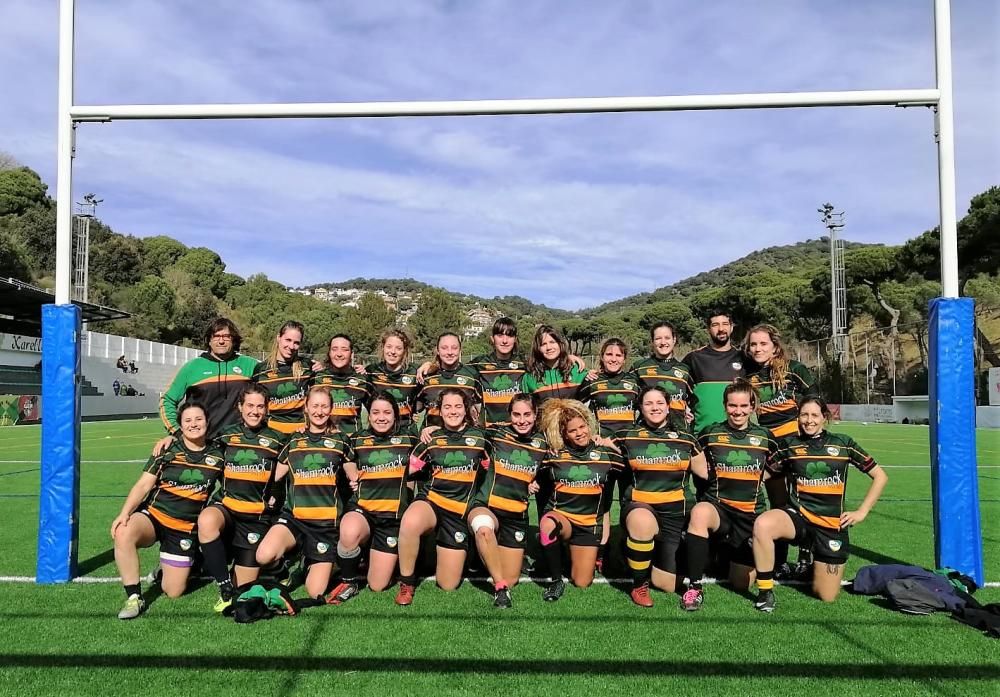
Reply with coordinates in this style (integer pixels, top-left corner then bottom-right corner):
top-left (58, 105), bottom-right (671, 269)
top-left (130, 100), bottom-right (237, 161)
top-left (539, 399), bottom-right (597, 452)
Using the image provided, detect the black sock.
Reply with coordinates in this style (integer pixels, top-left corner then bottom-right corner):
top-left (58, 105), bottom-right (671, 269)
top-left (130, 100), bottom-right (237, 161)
top-left (201, 537), bottom-right (230, 585)
top-left (124, 583), bottom-right (141, 599)
top-left (685, 533), bottom-right (710, 590)
top-left (626, 536), bottom-right (655, 587)
top-left (338, 544), bottom-right (361, 583)
top-left (775, 540), bottom-right (789, 568)
top-left (399, 573), bottom-right (416, 587)
top-left (541, 540), bottom-right (563, 581)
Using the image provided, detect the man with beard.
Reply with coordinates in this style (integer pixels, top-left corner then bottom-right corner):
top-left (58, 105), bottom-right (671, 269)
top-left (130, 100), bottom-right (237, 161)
top-left (683, 310), bottom-right (746, 435)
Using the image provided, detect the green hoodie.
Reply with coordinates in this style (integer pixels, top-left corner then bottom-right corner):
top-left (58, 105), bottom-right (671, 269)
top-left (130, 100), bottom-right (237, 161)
top-left (159, 352), bottom-right (259, 439)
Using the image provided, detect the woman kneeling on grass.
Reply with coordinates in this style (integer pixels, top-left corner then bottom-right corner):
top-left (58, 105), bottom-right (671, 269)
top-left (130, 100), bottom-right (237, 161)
top-left (750, 396), bottom-right (888, 612)
top-left (326, 392), bottom-right (419, 605)
top-left (536, 399), bottom-right (624, 602)
top-left (255, 386), bottom-right (351, 599)
top-left (111, 402), bottom-right (223, 619)
top-left (394, 388), bottom-right (491, 606)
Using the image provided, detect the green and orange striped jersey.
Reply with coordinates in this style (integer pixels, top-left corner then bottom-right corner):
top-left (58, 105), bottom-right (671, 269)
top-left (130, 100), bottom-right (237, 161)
top-left (577, 372), bottom-right (640, 436)
top-left (159, 352), bottom-right (258, 439)
top-left (522, 364), bottom-right (588, 404)
top-left (365, 362), bottom-right (420, 428)
top-left (311, 369), bottom-right (373, 435)
top-left (698, 422), bottom-right (779, 516)
top-left (142, 441), bottom-right (224, 532)
top-left (468, 353), bottom-right (527, 428)
top-left (415, 364), bottom-right (484, 428)
top-left (474, 427), bottom-right (549, 518)
top-left (631, 356), bottom-right (695, 422)
top-left (277, 431), bottom-right (350, 526)
top-left (769, 432), bottom-right (876, 530)
top-left (541, 444), bottom-right (624, 531)
top-left (746, 360), bottom-right (817, 438)
top-left (214, 422), bottom-right (286, 518)
top-left (614, 423), bottom-right (699, 516)
top-left (683, 346), bottom-right (746, 434)
top-left (410, 426), bottom-right (490, 517)
top-left (253, 359), bottom-right (314, 435)
top-left (348, 428), bottom-right (418, 519)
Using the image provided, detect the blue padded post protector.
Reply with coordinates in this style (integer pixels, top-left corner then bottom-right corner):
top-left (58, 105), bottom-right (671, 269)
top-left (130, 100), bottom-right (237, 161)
top-left (37, 304), bottom-right (82, 583)
top-left (928, 296), bottom-right (984, 586)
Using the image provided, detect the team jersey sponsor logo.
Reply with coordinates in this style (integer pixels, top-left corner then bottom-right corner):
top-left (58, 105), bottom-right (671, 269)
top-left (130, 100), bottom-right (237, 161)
top-left (436, 439), bottom-right (447, 446)
top-left (667, 432), bottom-right (678, 439)
top-left (645, 368), bottom-right (656, 376)
top-left (205, 456), bottom-right (218, 466)
top-left (323, 439), bottom-right (336, 448)
top-left (639, 430), bottom-right (649, 438)
top-left (826, 446), bottom-right (841, 456)
top-left (465, 437), bottom-right (476, 446)
top-left (718, 435), bottom-right (730, 443)
top-left (247, 532), bottom-right (260, 544)
top-left (484, 364), bottom-right (496, 370)
top-left (230, 436), bottom-right (240, 444)
top-left (673, 369), bottom-right (684, 378)
top-left (456, 376), bottom-right (468, 385)
top-left (180, 538), bottom-right (193, 551)
top-left (623, 381), bottom-right (633, 390)
top-left (364, 438), bottom-right (374, 446)
top-left (795, 448), bottom-right (807, 455)
top-left (386, 536), bottom-right (398, 548)
top-left (560, 452), bottom-right (571, 459)
top-left (510, 362), bottom-right (520, 369)
top-left (454, 531), bottom-right (466, 543)
top-left (402, 376), bottom-right (413, 384)
top-left (828, 539), bottom-right (842, 552)
top-left (349, 378), bottom-right (359, 386)
top-left (731, 362), bottom-right (742, 370)
top-left (259, 438), bottom-right (272, 447)
top-left (514, 530), bottom-right (525, 542)
top-left (589, 451), bottom-right (601, 460)
top-left (391, 437), bottom-right (401, 445)
top-left (267, 371), bottom-right (278, 379)
top-left (749, 437), bottom-right (761, 446)
top-left (233, 366), bottom-right (243, 374)
top-left (531, 439), bottom-right (542, 449)
top-left (317, 542), bottom-right (329, 554)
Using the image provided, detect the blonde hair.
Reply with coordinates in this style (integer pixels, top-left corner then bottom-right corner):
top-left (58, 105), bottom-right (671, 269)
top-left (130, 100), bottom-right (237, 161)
top-left (744, 323), bottom-right (788, 388)
top-left (266, 321), bottom-right (306, 381)
top-left (539, 399), bottom-right (597, 452)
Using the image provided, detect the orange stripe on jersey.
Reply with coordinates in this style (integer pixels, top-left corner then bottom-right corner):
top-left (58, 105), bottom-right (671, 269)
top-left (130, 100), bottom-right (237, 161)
top-left (554, 484), bottom-right (602, 496)
top-left (427, 491), bottom-right (468, 515)
top-left (488, 495), bottom-right (527, 514)
top-left (293, 476), bottom-right (337, 487)
top-left (630, 460), bottom-right (689, 472)
top-left (269, 420), bottom-right (305, 434)
top-left (556, 509), bottom-right (598, 527)
top-left (147, 507), bottom-right (194, 532)
top-left (483, 394), bottom-right (511, 404)
top-left (159, 485), bottom-right (209, 501)
top-left (800, 507), bottom-right (841, 530)
top-left (797, 482), bottom-right (845, 496)
top-left (493, 466), bottom-right (533, 483)
top-left (434, 470), bottom-right (477, 484)
top-left (598, 413), bottom-right (635, 422)
top-left (293, 506), bottom-right (338, 521)
top-left (720, 497), bottom-right (757, 514)
top-left (224, 469), bottom-right (271, 483)
top-left (222, 497), bottom-right (265, 515)
top-left (768, 421), bottom-right (799, 438)
top-left (632, 489), bottom-right (685, 505)
top-left (717, 470), bottom-right (761, 481)
top-left (358, 499), bottom-right (400, 514)
top-left (360, 468), bottom-right (406, 480)
top-left (189, 374), bottom-right (251, 387)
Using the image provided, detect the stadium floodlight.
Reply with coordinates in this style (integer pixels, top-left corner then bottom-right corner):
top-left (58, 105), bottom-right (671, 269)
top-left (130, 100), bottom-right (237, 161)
top-left (39, 0), bottom-right (980, 585)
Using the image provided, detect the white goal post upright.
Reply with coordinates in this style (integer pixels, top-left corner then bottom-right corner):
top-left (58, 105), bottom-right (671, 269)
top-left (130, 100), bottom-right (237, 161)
top-left (40, 0), bottom-right (982, 584)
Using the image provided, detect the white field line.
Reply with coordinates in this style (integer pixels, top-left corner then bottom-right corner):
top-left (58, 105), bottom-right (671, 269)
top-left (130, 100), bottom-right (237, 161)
top-left (1, 573), bottom-right (997, 588)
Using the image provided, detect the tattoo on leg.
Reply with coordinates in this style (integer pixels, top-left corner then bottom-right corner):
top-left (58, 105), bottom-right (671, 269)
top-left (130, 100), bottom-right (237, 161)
top-left (825, 563), bottom-right (839, 575)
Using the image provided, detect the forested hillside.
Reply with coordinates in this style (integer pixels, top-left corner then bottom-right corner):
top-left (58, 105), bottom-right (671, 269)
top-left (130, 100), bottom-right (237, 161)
top-left (1, 153), bottom-right (997, 371)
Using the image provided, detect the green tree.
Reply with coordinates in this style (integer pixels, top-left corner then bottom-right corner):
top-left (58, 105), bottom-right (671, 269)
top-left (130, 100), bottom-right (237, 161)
top-left (0, 167), bottom-right (48, 216)
top-left (342, 293), bottom-right (396, 354)
top-left (89, 234), bottom-right (143, 287)
top-left (140, 235), bottom-right (187, 275)
top-left (0, 204), bottom-right (56, 274)
top-left (116, 276), bottom-right (177, 341)
top-left (408, 289), bottom-right (466, 351)
top-left (173, 247), bottom-right (227, 295)
top-left (0, 229), bottom-right (32, 280)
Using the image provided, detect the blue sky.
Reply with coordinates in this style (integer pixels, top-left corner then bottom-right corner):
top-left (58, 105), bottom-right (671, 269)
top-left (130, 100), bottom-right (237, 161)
top-left (2, 1), bottom-right (997, 310)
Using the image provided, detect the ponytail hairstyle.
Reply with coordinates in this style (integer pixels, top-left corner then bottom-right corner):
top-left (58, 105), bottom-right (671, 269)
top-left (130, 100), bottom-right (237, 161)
top-left (429, 331), bottom-right (463, 375)
top-left (379, 328), bottom-right (413, 371)
top-left (744, 323), bottom-right (788, 389)
top-left (723, 377), bottom-right (759, 412)
top-left (598, 337), bottom-right (629, 374)
top-left (266, 320), bottom-right (306, 381)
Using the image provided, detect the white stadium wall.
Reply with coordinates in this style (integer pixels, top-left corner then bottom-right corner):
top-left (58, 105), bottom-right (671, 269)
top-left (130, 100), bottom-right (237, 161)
top-left (0, 331), bottom-right (198, 421)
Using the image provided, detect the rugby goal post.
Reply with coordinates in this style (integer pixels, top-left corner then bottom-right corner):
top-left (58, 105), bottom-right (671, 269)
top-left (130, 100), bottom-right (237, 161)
top-left (39, 0), bottom-right (982, 584)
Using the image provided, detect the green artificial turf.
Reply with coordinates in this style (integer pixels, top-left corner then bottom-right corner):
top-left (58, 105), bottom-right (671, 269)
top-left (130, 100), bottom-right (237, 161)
top-left (0, 420), bottom-right (997, 696)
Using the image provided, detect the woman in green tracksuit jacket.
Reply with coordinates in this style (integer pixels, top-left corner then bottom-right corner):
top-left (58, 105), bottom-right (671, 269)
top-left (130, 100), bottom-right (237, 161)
top-left (159, 318), bottom-right (260, 440)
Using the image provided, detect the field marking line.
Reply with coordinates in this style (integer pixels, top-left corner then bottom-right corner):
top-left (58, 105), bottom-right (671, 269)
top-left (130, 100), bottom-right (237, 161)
top-left (1, 574), bottom-right (997, 588)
